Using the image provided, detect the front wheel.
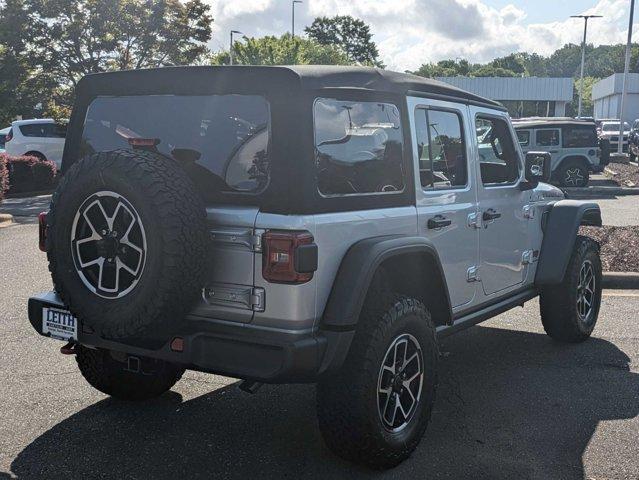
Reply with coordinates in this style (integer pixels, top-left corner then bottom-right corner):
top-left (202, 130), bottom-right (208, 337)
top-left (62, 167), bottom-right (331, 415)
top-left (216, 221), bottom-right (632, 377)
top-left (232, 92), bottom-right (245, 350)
top-left (316, 296), bottom-right (438, 469)
top-left (76, 345), bottom-right (185, 400)
top-left (540, 235), bottom-right (602, 343)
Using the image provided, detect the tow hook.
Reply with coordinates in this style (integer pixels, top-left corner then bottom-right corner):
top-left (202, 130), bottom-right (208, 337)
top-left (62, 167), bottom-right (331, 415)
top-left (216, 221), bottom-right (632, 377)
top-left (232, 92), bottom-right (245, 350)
top-left (60, 342), bottom-right (77, 355)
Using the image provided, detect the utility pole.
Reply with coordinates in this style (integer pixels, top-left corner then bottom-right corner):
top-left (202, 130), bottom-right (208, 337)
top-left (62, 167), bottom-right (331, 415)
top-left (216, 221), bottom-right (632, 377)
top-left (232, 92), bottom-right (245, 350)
top-left (292, 1), bottom-right (302, 37)
top-left (619, 0), bottom-right (635, 153)
top-left (571, 14), bottom-right (602, 118)
top-left (229, 30), bottom-right (242, 66)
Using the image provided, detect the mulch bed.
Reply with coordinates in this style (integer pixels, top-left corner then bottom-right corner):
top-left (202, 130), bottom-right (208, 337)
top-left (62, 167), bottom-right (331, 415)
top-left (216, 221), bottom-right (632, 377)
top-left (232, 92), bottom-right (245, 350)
top-left (605, 162), bottom-right (639, 187)
top-left (580, 226), bottom-right (639, 272)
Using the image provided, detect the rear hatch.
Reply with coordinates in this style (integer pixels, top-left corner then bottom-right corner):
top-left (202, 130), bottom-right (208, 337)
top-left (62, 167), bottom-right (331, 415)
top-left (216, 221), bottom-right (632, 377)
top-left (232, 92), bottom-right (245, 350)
top-left (80, 92), bottom-right (271, 323)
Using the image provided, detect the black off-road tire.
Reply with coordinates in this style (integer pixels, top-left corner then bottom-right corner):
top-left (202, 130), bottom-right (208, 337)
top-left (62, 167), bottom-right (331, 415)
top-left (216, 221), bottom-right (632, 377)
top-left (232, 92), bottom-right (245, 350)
top-left (317, 292), bottom-right (438, 469)
top-left (75, 345), bottom-right (184, 401)
top-left (557, 161), bottom-right (590, 188)
top-left (46, 150), bottom-right (208, 340)
top-left (540, 235), bottom-right (602, 343)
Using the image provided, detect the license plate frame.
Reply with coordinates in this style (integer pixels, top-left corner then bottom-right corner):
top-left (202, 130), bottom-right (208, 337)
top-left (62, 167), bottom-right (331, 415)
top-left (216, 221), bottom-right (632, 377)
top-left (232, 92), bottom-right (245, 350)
top-left (42, 307), bottom-right (78, 341)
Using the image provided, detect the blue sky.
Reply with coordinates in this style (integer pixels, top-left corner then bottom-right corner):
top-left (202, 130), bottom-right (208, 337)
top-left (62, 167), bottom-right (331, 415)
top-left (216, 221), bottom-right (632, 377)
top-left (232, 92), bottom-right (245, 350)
top-left (205, 0), bottom-right (635, 71)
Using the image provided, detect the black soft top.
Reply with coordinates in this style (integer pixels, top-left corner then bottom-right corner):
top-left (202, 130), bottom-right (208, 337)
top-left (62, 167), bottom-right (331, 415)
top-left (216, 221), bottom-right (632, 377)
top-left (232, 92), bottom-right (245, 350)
top-left (75, 65), bottom-right (503, 109)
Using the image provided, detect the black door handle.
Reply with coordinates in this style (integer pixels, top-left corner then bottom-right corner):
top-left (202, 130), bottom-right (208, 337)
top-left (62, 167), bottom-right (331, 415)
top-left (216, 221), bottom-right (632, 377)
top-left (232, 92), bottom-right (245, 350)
top-left (428, 215), bottom-right (452, 229)
top-left (483, 209), bottom-right (502, 222)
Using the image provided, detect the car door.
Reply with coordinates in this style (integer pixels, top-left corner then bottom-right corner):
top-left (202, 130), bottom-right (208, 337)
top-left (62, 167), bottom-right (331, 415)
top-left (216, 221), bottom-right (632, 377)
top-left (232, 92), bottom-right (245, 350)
top-left (471, 108), bottom-right (531, 297)
top-left (535, 128), bottom-right (562, 171)
top-left (409, 97), bottom-right (479, 309)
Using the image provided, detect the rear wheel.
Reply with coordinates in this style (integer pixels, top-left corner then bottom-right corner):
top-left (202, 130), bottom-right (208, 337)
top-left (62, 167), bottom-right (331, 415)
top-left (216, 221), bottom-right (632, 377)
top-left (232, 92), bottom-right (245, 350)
top-left (75, 345), bottom-right (184, 401)
top-left (540, 235), bottom-right (602, 343)
top-left (317, 294), bottom-right (438, 469)
top-left (558, 161), bottom-right (589, 188)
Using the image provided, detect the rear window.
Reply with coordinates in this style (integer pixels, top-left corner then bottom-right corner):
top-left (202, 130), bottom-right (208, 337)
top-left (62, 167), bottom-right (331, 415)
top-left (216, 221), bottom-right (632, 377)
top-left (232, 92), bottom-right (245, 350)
top-left (82, 95), bottom-right (270, 194)
top-left (563, 125), bottom-right (598, 148)
top-left (19, 123), bottom-right (66, 138)
top-left (314, 98), bottom-right (404, 196)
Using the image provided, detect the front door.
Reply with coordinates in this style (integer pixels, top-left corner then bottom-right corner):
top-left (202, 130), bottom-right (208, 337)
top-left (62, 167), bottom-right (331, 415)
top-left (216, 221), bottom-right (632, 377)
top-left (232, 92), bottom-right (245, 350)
top-left (472, 109), bottom-right (530, 297)
top-left (534, 128), bottom-right (562, 171)
top-left (409, 97), bottom-right (479, 309)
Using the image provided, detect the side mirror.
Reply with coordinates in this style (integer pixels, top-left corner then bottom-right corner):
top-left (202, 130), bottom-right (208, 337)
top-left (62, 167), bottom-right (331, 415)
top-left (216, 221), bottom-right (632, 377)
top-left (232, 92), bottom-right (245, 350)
top-left (523, 151), bottom-right (551, 186)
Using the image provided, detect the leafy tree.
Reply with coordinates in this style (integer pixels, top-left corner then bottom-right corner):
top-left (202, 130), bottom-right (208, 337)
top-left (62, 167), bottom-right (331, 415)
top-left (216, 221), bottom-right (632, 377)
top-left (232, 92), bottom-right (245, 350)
top-left (305, 15), bottom-right (383, 67)
top-left (211, 34), bottom-right (350, 66)
top-left (411, 59), bottom-right (473, 78)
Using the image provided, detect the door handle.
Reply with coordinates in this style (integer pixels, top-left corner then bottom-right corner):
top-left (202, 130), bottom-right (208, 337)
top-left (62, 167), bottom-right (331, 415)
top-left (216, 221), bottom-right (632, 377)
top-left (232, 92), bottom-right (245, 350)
top-left (427, 215), bottom-right (452, 230)
top-left (549, 150), bottom-right (559, 153)
top-left (482, 209), bottom-right (502, 222)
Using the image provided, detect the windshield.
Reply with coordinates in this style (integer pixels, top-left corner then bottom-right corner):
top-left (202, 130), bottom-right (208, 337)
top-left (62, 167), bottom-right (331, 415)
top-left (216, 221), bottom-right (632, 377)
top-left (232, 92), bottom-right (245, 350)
top-left (602, 122), bottom-right (630, 132)
top-left (82, 95), bottom-right (270, 194)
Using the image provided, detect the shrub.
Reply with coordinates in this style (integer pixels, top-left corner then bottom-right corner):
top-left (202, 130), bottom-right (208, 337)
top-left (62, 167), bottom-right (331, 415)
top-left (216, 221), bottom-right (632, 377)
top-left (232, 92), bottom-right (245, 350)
top-left (0, 155), bottom-right (8, 202)
top-left (5, 155), bottom-right (57, 194)
top-left (33, 160), bottom-right (58, 189)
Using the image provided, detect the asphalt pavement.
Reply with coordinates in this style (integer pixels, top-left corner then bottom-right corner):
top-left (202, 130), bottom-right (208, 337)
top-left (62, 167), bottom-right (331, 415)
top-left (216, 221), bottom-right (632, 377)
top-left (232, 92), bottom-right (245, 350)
top-left (1, 222), bottom-right (638, 479)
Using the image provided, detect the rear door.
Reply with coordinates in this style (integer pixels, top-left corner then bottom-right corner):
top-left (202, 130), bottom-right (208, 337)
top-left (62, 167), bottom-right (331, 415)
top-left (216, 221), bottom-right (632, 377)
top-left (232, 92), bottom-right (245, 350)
top-left (535, 128), bottom-right (562, 171)
top-left (409, 96), bottom-right (479, 309)
top-left (471, 108), bottom-right (531, 297)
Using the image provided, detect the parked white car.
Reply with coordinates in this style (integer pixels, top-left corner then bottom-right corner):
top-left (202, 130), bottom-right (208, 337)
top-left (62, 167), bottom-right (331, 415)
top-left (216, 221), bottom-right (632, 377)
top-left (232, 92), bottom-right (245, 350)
top-left (4, 119), bottom-right (67, 167)
top-left (598, 120), bottom-right (630, 152)
top-left (0, 127), bottom-right (10, 154)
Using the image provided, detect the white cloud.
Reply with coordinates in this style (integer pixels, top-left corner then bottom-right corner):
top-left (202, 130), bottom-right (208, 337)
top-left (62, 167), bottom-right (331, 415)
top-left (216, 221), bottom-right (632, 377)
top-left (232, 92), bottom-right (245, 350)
top-left (205, 0), bottom-right (639, 71)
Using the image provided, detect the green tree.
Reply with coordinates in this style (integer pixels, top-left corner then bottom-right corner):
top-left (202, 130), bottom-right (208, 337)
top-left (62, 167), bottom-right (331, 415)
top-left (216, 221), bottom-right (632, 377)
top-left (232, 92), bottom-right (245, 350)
top-left (305, 15), bottom-right (383, 67)
top-left (211, 34), bottom-right (350, 66)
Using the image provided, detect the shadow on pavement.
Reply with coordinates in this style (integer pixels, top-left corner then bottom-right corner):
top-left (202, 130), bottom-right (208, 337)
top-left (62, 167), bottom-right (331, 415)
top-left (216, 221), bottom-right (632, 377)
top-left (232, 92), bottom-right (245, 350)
top-left (8, 326), bottom-right (639, 479)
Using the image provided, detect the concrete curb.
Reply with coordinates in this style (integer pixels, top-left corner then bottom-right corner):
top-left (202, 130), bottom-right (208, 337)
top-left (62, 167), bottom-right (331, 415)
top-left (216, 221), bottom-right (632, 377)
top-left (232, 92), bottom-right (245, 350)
top-left (0, 213), bottom-right (14, 227)
top-left (564, 186), bottom-right (639, 197)
top-left (603, 272), bottom-right (639, 289)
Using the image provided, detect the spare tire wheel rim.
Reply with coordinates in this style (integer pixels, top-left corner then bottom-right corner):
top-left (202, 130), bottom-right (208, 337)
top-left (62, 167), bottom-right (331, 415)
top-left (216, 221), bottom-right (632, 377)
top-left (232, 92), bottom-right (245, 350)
top-left (377, 333), bottom-right (424, 433)
top-left (71, 191), bottom-right (147, 299)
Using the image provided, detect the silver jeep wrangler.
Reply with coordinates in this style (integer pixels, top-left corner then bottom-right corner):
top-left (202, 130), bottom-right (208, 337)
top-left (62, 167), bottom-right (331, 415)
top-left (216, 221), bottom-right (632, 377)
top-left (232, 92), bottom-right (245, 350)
top-left (29, 66), bottom-right (603, 469)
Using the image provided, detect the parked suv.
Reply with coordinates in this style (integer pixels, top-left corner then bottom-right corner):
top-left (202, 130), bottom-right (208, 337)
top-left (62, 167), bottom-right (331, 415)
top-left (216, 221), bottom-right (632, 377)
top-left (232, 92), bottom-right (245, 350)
top-left (4, 118), bottom-right (67, 167)
top-left (598, 120), bottom-right (630, 154)
top-left (513, 118), bottom-right (606, 187)
top-left (29, 66), bottom-right (603, 469)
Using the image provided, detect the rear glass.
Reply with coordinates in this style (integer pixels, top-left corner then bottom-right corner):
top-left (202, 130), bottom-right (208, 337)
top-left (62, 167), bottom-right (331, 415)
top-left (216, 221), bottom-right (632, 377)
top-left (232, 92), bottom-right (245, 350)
top-left (20, 123), bottom-right (66, 138)
top-left (82, 95), bottom-right (270, 194)
top-left (563, 125), bottom-right (598, 148)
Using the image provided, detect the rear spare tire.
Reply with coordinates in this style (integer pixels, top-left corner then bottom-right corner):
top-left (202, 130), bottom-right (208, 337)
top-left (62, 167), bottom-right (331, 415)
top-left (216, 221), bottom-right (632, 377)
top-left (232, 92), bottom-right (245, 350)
top-left (47, 150), bottom-right (208, 340)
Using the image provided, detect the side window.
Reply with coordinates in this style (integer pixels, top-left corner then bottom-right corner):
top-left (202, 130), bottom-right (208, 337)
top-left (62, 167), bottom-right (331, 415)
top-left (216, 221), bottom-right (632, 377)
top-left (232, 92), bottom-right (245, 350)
top-left (536, 129), bottom-right (560, 147)
top-left (476, 116), bottom-right (520, 186)
top-left (414, 108), bottom-right (467, 189)
top-left (314, 98), bottom-right (404, 196)
top-left (516, 130), bottom-right (530, 147)
top-left (563, 126), bottom-right (597, 148)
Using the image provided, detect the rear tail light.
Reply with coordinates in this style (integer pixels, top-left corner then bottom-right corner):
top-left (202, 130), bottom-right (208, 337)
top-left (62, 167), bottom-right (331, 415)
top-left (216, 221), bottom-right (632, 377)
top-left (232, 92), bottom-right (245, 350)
top-left (5, 129), bottom-right (12, 142)
top-left (262, 231), bottom-right (318, 284)
top-left (128, 137), bottom-right (160, 148)
top-left (38, 211), bottom-right (48, 252)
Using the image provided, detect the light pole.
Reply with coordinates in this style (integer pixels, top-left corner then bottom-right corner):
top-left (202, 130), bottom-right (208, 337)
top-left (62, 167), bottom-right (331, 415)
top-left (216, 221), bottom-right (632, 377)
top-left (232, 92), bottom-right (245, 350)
top-left (618, 0), bottom-right (635, 154)
top-left (229, 30), bottom-right (243, 66)
top-left (571, 14), bottom-right (602, 118)
top-left (292, 0), bottom-right (302, 37)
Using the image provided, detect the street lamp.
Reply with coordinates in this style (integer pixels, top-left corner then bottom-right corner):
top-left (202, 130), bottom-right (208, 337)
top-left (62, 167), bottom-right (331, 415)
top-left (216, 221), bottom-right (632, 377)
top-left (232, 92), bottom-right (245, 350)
top-left (229, 30), bottom-right (243, 66)
top-left (618, 0), bottom-right (635, 154)
top-left (292, 1), bottom-right (303, 37)
top-left (571, 14), bottom-right (602, 118)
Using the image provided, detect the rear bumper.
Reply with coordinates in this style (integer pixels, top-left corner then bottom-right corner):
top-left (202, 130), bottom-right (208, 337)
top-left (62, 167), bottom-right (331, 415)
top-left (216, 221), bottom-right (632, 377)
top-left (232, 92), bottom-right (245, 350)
top-left (28, 291), bottom-right (354, 383)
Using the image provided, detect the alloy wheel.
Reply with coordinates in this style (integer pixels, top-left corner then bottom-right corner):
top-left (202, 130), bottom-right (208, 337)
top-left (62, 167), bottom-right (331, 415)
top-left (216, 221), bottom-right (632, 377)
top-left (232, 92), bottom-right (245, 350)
top-left (576, 260), bottom-right (596, 324)
top-left (377, 333), bottom-right (424, 432)
top-left (71, 191), bottom-right (147, 299)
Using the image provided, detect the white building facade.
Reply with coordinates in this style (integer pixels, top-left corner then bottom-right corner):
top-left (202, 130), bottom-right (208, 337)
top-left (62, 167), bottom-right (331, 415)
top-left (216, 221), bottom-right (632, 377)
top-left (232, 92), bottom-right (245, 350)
top-left (592, 73), bottom-right (639, 122)
top-left (436, 77), bottom-right (574, 118)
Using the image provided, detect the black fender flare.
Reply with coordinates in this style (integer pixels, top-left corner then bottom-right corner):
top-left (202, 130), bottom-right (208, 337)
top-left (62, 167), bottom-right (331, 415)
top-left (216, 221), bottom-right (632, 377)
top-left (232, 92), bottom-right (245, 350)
top-left (321, 235), bottom-right (452, 330)
top-left (535, 200), bottom-right (602, 285)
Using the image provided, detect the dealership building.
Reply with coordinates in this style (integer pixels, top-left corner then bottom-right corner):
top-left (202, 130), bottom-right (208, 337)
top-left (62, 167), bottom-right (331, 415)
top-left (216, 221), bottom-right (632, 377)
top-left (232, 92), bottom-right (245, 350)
top-left (592, 73), bottom-right (639, 123)
top-left (436, 76), bottom-right (574, 118)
